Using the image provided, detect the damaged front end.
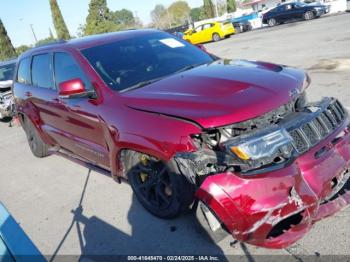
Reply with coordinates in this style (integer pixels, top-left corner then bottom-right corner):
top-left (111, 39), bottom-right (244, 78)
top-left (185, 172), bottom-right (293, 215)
top-left (175, 92), bottom-right (350, 248)
top-left (0, 78), bottom-right (15, 120)
top-left (0, 87), bottom-right (14, 120)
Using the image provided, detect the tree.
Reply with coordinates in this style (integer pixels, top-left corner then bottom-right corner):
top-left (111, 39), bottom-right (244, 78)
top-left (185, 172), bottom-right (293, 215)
top-left (0, 19), bottom-right (16, 61)
top-left (150, 4), bottom-right (168, 29)
top-left (49, 27), bottom-right (54, 39)
top-left (190, 7), bottom-right (204, 22)
top-left (203, 0), bottom-right (215, 19)
top-left (168, 1), bottom-right (191, 26)
top-left (83, 0), bottom-right (119, 36)
top-left (16, 45), bottom-right (32, 55)
top-left (113, 9), bottom-right (135, 28)
top-left (227, 0), bottom-right (237, 13)
top-left (49, 0), bottom-right (70, 39)
top-left (35, 36), bottom-right (56, 47)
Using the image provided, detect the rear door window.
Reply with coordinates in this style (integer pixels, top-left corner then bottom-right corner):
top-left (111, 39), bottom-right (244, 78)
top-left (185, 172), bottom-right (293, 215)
top-left (203, 24), bottom-right (213, 30)
top-left (17, 58), bottom-right (31, 85)
top-left (31, 54), bottom-right (54, 89)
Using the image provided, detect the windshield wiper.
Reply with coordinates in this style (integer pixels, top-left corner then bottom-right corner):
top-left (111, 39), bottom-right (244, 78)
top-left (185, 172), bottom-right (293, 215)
top-left (120, 62), bottom-right (209, 93)
top-left (174, 62), bottom-right (208, 74)
top-left (120, 76), bottom-right (165, 93)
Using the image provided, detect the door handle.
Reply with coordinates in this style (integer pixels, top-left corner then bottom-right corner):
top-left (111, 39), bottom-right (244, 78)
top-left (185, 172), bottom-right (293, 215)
top-left (24, 91), bottom-right (32, 97)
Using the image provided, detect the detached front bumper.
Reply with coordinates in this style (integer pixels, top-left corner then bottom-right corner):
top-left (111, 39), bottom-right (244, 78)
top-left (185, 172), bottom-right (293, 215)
top-left (196, 114), bottom-right (350, 249)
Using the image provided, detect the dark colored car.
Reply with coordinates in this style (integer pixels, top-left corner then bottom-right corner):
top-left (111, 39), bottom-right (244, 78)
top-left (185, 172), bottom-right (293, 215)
top-left (230, 12), bottom-right (257, 33)
top-left (13, 30), bottom-right (350, 248)
top-left (262, 2), bottom-right (329, 26)
top-left (232, 21), bottom-right (252, 33)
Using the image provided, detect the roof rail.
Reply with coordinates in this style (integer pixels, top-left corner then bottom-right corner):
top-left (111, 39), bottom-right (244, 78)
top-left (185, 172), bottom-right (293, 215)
top-left (35, 39), bottom-right (67, 48)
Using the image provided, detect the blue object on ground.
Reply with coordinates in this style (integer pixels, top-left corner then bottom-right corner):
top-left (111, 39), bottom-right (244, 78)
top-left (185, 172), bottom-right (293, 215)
top-left (0, 203), bottom-right (45, 262)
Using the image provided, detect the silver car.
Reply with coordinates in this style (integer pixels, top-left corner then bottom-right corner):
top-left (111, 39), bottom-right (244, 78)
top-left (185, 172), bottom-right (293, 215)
top-left (0, 59), bottom-right (16, 119)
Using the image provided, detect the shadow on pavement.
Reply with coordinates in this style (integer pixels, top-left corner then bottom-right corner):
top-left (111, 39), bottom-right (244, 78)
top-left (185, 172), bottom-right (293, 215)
top-left (49, 169), bottom-right (227, 261)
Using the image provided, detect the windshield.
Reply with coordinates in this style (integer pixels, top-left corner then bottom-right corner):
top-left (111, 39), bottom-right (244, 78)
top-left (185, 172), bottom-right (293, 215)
top-left (295, 2), bottom-right (307, 6)
top-left (81, 32), bottom-right (214, 92)
top-left (0, 63), bottom-right (15, 82)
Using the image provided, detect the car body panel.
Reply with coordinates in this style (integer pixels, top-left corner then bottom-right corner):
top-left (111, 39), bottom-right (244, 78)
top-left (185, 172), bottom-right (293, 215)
top-left (123, 59), bottom-right (306, 128)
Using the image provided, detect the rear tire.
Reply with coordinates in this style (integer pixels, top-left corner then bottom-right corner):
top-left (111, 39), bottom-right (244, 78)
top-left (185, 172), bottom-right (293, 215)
top-left (125, 151), bottom-right (195, 219)
top-left (212, 33), bottom-right (221, 42)
top-left (304, 11), bottom-right (314, 20)
top-left (23, 117), bottom-right (49, 158)
top-left (268, 18), bottom-right (277, 27)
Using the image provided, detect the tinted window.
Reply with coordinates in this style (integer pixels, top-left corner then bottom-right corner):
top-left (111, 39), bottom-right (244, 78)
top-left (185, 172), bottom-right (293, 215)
top-left (195, 25), bottom-right (203, 32)
top-left (81, 32), bottom-right (214, 92)
top-left (0, 63), bottom-right (16, 81)
top-left (32, 54), bottom-right (54, 89)
top-left (203, 24), bottom-right (213, 29)
top-left (17, 58), bottom-right (31, 85)
top-left (54, 52), bottom-right (91, 90)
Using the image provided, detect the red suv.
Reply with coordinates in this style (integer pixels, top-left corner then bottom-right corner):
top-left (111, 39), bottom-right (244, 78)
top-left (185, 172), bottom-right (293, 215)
top-left (13, 30), bottom-right (350, 248)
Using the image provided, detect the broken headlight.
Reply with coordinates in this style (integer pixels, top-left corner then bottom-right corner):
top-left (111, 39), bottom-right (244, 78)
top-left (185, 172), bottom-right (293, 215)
top-left (228, 129), bottom-right (293, 164)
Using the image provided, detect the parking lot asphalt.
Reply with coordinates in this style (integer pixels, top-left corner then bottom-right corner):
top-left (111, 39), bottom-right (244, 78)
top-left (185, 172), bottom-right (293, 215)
top-left (1, 13), bottom-right (350, 261)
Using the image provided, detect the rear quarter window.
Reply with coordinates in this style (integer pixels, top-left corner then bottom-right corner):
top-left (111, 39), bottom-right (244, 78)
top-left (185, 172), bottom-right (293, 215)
top-left (31, 54), bottom-right (54, 89)
top-left (17, 57), bottom-right (31, 85)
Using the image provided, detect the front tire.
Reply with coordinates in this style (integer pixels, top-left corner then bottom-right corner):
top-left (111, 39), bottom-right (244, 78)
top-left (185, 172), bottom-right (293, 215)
top-left (23, 117), bottom-right (49, 158)
top-left (304, 11), bottom-right (314, 20)
top-left (125, 151), bottom-right (195, 219)
top-left (268, 18), bottom-right (277, 27)
top-left (212, 33), bottom-right (221, 42)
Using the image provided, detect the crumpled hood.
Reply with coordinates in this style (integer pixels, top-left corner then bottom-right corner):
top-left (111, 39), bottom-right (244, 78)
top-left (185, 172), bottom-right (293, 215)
top-left (123, 60), bottom-right (307, 128)
top-left (0, 80), bottom-right (13, 89)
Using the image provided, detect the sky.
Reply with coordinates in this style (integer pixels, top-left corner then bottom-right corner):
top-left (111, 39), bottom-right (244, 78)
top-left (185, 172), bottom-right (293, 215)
top-left (0, 0), bottom-right (203, 47)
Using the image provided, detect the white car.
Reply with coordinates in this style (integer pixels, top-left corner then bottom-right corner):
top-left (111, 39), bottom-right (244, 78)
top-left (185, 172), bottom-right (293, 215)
top-left (0, 59), bottom-right (16, 120)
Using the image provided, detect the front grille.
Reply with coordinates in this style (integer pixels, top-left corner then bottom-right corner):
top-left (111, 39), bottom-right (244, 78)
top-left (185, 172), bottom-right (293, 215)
top-left (289, 130), bottom-right (308, 153)
top-left (289, 99), bottom-right (347, 153)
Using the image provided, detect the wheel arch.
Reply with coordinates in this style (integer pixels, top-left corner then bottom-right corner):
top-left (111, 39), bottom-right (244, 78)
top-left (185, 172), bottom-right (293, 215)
top-left (17, 111), bottom-right (54, 146)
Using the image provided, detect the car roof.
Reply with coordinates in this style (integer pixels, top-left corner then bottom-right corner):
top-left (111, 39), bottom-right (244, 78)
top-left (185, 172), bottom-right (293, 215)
top-left (19, 29), bottom-right (161, 59)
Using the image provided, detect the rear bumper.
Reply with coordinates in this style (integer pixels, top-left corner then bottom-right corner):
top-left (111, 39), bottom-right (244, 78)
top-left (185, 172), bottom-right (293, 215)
top-left (196, 117), bottom-right (350, 248)
top-left (222, 28), bottom-right (235, 36)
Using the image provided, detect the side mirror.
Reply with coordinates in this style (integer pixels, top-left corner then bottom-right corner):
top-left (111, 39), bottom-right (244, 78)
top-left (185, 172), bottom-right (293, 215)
top-left (58, 78), bottom-right (88, 98)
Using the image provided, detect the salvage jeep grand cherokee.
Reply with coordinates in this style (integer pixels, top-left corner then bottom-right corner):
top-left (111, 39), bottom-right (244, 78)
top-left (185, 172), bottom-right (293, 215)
top-left (13, 30), bottom-right (350, 249)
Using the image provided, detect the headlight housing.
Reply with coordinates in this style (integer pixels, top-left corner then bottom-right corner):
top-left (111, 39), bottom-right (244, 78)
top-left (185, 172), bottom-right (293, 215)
top-left (229, 129), bottom-right (292, 161)
top-left (225, 129), bottom-right (294, 173)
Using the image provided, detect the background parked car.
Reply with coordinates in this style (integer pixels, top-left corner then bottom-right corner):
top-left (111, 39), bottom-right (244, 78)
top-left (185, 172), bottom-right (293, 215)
top-left (262, 2), bottom-right (329, 26)
top-left (230, 12), bottom-right (259, 33)
top-left (0, 59), bottom-right (16, 120)
top-left (183, 21), bottom-right (235, 44)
